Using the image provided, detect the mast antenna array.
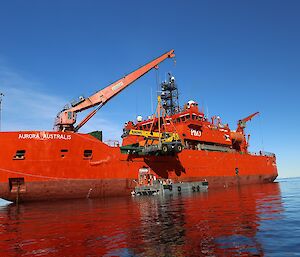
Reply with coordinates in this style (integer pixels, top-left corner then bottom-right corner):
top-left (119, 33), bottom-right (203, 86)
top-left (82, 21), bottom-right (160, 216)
top-left (160, 73), bottom-right (179, 115)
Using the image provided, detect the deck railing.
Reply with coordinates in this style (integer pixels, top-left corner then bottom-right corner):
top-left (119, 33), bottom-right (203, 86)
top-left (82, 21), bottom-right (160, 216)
top-left (249, 151), bottom-right (276, 157)
top-left (104, 140), bottom-right (120, 147)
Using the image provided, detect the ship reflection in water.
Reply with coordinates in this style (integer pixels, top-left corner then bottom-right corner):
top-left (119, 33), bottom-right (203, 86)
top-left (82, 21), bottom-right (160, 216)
top-left (0, 182), bottom-right (290, 256)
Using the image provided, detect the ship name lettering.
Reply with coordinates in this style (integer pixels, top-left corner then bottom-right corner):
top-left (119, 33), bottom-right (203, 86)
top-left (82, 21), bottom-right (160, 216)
top-left (18, 133), bottom-right (72, 140)
top-left (111, 81), bottom-right (124, 91)
top-left (190, 129), bottom-right (202, 137)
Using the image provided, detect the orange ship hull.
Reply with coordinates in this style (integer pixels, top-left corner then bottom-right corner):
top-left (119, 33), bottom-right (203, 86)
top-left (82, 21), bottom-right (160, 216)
top-left (0, 131), bottom-right (277, 202)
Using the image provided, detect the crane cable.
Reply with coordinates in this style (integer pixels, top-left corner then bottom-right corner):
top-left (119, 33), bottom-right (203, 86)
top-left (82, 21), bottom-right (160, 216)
top-left (156, 68), bottom-right (160, 97)
top-left (258, 113), bottom-right (265, 152)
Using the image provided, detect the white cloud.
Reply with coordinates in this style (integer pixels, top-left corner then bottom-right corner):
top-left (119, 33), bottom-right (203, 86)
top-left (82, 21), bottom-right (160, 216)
top-left (0, 65), bottom-right (122, 141)
top-left (0, 66), bottom-right (65, 131)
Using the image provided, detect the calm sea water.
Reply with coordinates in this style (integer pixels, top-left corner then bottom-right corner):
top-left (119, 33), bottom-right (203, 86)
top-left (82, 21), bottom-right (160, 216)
top-left (0, 178), bottom-right (299, 256)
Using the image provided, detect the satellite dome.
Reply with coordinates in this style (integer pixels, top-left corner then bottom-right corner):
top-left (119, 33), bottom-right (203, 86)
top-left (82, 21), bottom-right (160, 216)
top-left (187, 100), bottom-right (196, 105)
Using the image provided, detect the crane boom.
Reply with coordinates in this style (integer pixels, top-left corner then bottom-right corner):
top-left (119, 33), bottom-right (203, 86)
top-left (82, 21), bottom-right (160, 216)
top-left (55, 49), bottom-right (175, 131)
top-left (237, 111), bottom-right (259, 132)
top-left (240, 111), bottom-right (259, 123)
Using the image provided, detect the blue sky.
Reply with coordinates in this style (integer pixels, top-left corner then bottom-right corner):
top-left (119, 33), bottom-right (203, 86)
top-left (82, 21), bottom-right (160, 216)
top-left (0, 0), bottom-right (299, 178)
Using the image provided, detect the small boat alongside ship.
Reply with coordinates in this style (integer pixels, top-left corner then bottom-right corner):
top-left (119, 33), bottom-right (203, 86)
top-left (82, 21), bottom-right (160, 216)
top-left (131, 170), bottom-right (208, 196)
top-left (0, 50), bottom-right (278, 202)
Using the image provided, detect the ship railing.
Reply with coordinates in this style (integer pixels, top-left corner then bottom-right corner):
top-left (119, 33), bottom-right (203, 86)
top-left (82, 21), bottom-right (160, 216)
top-left (249, 151), bottom-right (276, 157)
top-left (104, 140), bottom-right (120, 147)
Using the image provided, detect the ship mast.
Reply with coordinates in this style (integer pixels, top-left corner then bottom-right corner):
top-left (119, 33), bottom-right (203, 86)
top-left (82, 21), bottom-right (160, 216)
top-left (161, 73), bottom-right (179, 115)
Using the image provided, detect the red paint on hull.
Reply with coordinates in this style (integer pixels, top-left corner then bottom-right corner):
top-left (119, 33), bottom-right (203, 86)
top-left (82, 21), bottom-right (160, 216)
top-left (0, 131), bottom-right (278, 202)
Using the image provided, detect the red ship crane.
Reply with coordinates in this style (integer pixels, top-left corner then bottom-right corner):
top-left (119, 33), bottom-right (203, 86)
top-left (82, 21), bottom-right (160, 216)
top-left (236, 111), bottom-right (259, 134)
top-left (54, 49), bottom-right (175, 132)
top-left (231, 111), bottom-right (260, 153)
